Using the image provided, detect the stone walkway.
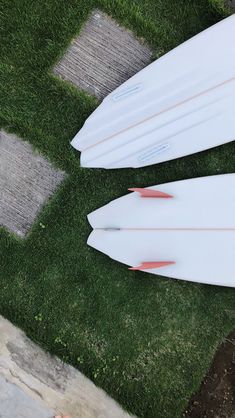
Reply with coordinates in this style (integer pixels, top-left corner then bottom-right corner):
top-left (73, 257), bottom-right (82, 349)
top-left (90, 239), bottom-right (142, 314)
top-left (227, 0), bottom-right (235, 8)
top-left (0, 317), bottom-right (133, 418)
top-left (0, 8), bottom-right (152, 417)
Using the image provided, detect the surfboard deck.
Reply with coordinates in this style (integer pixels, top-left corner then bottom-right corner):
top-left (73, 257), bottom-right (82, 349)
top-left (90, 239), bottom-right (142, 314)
top-left (87, 175), bottom-right (235, 286)
top-left (71, 15), bottom-right (235, 169)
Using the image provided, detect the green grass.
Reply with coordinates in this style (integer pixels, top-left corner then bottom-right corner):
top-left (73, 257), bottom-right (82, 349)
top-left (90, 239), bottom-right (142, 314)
top-left (209, 0), bottom-right (232, 14)
top-left (0, 1), bottom-right (234, 417)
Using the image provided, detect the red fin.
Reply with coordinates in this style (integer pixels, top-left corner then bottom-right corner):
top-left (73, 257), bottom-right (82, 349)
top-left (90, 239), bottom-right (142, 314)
top-left (129, 261), bottom-right (175, 271)
top-left (128, 188), bottom-right (173, 198)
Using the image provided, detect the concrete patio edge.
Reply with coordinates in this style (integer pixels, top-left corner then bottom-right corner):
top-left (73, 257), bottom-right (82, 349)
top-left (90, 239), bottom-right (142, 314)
top-left (0, 316), bottom-right (134, 418)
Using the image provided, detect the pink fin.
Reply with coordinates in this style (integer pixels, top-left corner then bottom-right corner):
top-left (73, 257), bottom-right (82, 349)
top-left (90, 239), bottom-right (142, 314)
top-left (129, 261), bottom-right (175, 271)
top-left (54, 416), bottom-right (70, 418)
top-left (128, 188), bottom-right (173, 198)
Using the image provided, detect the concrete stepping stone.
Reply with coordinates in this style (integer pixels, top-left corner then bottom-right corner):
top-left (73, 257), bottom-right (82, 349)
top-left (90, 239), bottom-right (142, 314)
top-left (0, 316), bottom-right (133, 418)
top-left (227, 0), bottom-right (235, 8)
top-left (0, 130), bottom-right (65, 237)
top-left (53, 10), bottom-right (152, 100)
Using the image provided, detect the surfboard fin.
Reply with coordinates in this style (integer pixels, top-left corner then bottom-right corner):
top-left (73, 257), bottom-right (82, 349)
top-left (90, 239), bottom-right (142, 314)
top-left (129, 261), bottom-right (175, 271)
top-left (128, 188), bottom-right (173, 198)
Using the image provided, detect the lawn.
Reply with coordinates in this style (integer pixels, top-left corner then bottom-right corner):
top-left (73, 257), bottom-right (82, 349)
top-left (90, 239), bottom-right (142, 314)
top-left (0, 0), bottom-right (235, 417)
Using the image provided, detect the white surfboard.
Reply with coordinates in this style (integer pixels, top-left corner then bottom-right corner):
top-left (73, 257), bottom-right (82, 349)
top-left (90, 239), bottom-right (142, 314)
top-left (87, 174), bottom-right (235, 286)
top-left (71, 15), bottom-right (235, 168)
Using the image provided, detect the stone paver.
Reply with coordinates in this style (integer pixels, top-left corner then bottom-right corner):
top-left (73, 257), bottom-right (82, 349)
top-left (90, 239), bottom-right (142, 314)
top-left (0, 130), bottom-right (65, 237)
top-left (227, 0), bottom-right (235, 8)
top-left (53, 10), bottom-right (152, 100)
top-left (0, 375), bottom-right (53, 418)
top-left (0, 316), bottom-right (133, 418)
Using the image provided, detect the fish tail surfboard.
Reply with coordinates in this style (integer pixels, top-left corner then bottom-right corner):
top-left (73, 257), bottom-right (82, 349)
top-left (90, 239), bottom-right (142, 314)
top-left (87, 174), bottom-right (235, 287)
top-left (71, 15), bottom-right (235, 169)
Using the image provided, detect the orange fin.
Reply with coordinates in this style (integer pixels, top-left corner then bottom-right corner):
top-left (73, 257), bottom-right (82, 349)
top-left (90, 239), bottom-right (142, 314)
top-left (129, 261), bottom-right (175, 271)
top-left (128, 188), bottom-right (173, 198)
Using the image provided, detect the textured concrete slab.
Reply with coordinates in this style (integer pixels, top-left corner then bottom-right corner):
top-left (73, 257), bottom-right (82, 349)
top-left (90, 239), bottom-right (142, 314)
top-left (53, 10), bottom-right (152, 99)
top-left (0, 316), bottom-right (133, 418)
top-left (0, 375), bottom-right (53, 418)
top-left (0, 130), bottom-right (65, 237)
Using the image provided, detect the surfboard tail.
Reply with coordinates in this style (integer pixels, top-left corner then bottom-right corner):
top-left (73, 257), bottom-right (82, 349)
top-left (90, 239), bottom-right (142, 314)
top-left (71, 15), bottom-right (235, 169)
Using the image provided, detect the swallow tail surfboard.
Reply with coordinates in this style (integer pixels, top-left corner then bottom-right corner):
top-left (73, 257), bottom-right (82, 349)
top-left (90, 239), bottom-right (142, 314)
top-left (87, 174), bottom-right (235, 286)
top-left (71, 15), bottom-right (235, 168)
